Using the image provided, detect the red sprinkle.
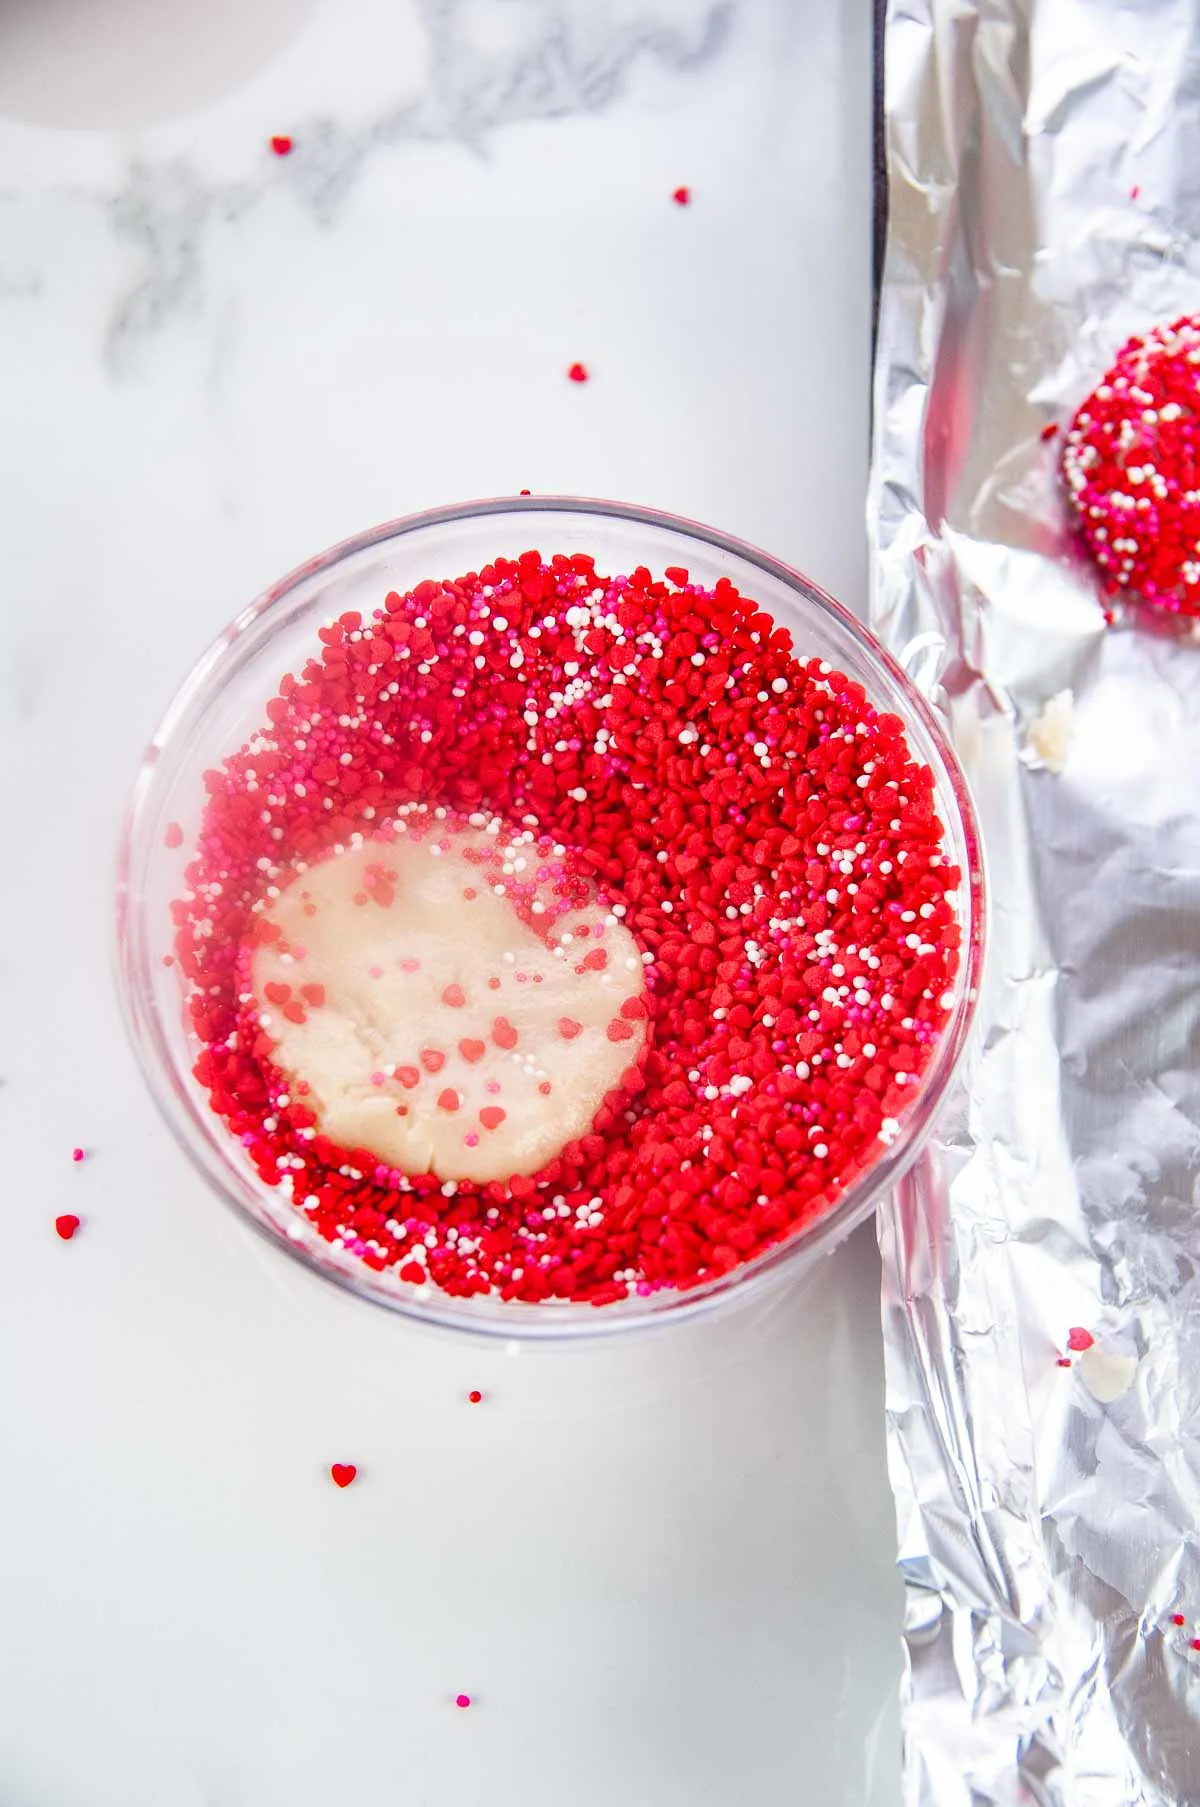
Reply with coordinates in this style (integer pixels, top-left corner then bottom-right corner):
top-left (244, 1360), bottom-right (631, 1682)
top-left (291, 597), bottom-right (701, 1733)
top-left (455, 1694), bottom-right (472, 1709)
top-left (1173, 1614), bottom-right (1188, 1626)
top-left (672, 185), bottom-right (691, 205)
top-left (270, 135), bottom-right (294, 157)
top-left (71, 1147), bottom-right (85, 1163)
top-left (55, 1214), bottom-right (81, 1241)
top-left (1191, 1639), bottom-right (1200, 1652)
top-left (329, 1463), bottom-right (357, 1488)
top-left (438, 1088), bottom-right (461, 1113)
top-left (1040, 422), bottom-right (1058, 442)
top-left (1066, 1326), bottom-right (1095, 1352)
top-left (164, 822), bottom-right (184, 849)
top-left (1056, 1358), bottom-right (1072, 1368)
top-left (567, 362), bottom-right (589, 384)
top-left (467, 1390), bottom-right (483, 1404)
top-left (174, 552), bottom-right (961, 1308)
top-left (1063, 314), bottom-right (1200, 617)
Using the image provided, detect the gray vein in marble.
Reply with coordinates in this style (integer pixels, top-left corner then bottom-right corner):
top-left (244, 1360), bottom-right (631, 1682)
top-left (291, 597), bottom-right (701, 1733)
top-left (94, 0), bottom-right (732, 369)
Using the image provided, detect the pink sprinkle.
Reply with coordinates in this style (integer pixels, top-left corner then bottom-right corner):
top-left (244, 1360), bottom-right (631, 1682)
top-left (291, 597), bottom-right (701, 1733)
top-left (455, 1694), bottom-right (472, 1709)
top-left (371, 1072), bottom-right (385, 1087)
top-left (400, 958), bottom-right (420, 973)
top-left (369, 965), bottom-right (384, 979)
top-left (672, 185), bottom-right (691, 206)
top-left (486, 1081), bottom-right (501, 1095)
top-left (464, 1132), bottom-right (480, 1147)
top-left (1131, 184), bottom-right (1141, 200)
top-left (71, 1147), bottom-right (85, 1163)
top-left (1067, 1327), bottom-right (1095, 1352)
top-left (164, 822), bottom-right (184, 849)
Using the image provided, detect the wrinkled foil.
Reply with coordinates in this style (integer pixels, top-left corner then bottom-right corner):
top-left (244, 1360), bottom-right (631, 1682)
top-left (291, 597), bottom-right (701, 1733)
top-left (869, 3), bottom-right (1200, 1802)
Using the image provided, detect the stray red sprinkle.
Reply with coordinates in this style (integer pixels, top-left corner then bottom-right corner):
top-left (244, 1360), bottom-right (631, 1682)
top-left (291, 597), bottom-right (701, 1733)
top-left (438, 1088), bottom-right (461, 1113)
top-left (55, 1214), bottom-right (81, 1241)
top-left (672, 185), bottom-right (691, 205)
top-left (1191, 1639), bottom-right (1200, 1652)
top-left (442, 983), bottom-right (467, 1008)
top-left (270, 135), bottom-right (294, 157)
top-left (455, 1694), bottom-right (472, 1709)
top-left (1131, 184), bottom-right (1141, 200)
top-left (329, 1463), bottom-right (357, 1488)
top-left (519, 489), bottom-right (531, 496)
top-left (1067, 1326), bottom-right (1095, 1351)
top-left (467, 1390), bottom-right (483, 1404)
top-left (1056, 1357), bottom-right (1072, 1368)
top-left (164, 822), bottom-right (184, 849)
top-left (71, 1147), bottom-right (85, 1163)
top-left (1173, 1614), bottom-right (1187, 1626)
top-left (174, 551), bottom-right (961, 1307)
top-left (1040, 422), bottom-right (1058, 442)
top-left (567, 362), bottom-right (589, 383)
top-left (1063, 314), bottom-right (1200, 617)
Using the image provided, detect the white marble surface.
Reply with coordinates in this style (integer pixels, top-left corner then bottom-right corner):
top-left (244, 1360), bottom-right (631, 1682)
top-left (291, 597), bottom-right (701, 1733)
top-left (0, 3), bottom-right (898, 1802)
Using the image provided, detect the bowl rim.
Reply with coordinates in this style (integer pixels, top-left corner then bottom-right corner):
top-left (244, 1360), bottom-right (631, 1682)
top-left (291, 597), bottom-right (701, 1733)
top-left (116, 494), bottom-right (986, 1341)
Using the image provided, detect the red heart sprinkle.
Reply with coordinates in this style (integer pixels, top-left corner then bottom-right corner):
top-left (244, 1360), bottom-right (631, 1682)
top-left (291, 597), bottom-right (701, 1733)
top-left (557, 1017), bottom-right (582, 1040)
top-left (606, 1018), bottom-right (635, 1042)
top-left (398, 1261), bottom-right (426, 1284)
top-left (55, 1214), bottom-right (81, 1241)
top-left (580, 947), bottom-right (608, 971)
top-left (163, 821), bottom-right (184, 849)
top-left (395, 1065), bottom-right (421, 1088)
top-left (442, 983), bottom-right (467, 1008)
top-left (329, 1463), bottom-right (357, 1488)
top-left (264, 981), bottom-right (292, 1005)
top-left (281, 1000), bottom-right (308, 1024)
top-left (479, 1106), bottom-right (506, 1131)
top-left (270, 134), bottom-right (294, 157)
top-left (567, 362), bottom-right (589, 383)
top-left (492, 1017), bottom-right (518, 1050)
top-left (619, 995), bottom-right (647, 1019)
top-left (300, 983), bottom-right (325, 1007)
top-left (1067, 1327), bottom-right (1095, 1352)
top-left (672, 185), bottom-right (691, 205)
top-left (437, 1088), bottom-right (460, 1112)
top-left (421, 1048), bottom-right (446, 1074)
top-left (459, 1038), bottom-right (486, 1063)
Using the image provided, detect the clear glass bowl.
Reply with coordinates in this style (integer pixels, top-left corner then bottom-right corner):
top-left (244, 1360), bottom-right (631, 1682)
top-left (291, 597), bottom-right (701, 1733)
top-left (117, 497), bottom-right (984, 1340)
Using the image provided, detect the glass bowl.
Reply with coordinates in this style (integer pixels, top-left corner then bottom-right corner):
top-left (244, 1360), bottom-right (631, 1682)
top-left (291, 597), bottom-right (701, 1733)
top-left (117, 497), bottom-right (984, 1340)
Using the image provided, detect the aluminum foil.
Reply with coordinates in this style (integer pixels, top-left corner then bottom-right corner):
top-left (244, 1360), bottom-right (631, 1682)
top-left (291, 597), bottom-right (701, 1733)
top-left (869, 3), bottom-right (1200, 1801)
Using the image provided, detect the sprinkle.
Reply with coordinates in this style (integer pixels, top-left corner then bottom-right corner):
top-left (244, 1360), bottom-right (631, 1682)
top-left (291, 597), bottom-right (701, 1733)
top-left (1066, 1326), bottom-right (1095, 1352)
top-left (442, 983), bottom-right (467, 1008)
top-left (55, 1214), bottom-right (81, 1241)
top-left (164, 822), bottom-right (184, 849)
top-left (455, 1694), bottom-right (472, 1709)
top-left (270, 135), bottom-right (294, 157)
top-left (672, 185), bottom-right (691, 205)
top-left (567, 362), bottom-right (589, 384)
top-left (71, 1147), bottom-right (85, 1163)
top-left (1040, 421), bottom-right (1058, 442)
top-left (329, 1463), bottom-right (357, 1488)
top-left (467, 1390), bottom-right (483, 1404)
top-left (1172, 1614), bottom-right (1187, 1626)
top-left (176, 551), bottom-right (960, 1308)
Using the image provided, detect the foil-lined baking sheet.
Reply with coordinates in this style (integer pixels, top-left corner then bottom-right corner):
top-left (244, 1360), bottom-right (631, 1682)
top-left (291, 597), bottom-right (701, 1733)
top-left (869, 2), bottom-right (1200, 1801)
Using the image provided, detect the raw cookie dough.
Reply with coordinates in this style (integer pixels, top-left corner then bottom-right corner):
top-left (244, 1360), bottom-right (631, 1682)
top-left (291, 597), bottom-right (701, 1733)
top-left (252, 823), bottom-right (647, 1183)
